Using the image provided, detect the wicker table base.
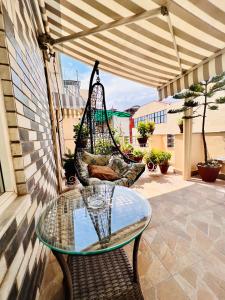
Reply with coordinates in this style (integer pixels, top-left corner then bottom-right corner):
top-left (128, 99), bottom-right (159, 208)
top-left (68, 248), bottom-right (144, 300)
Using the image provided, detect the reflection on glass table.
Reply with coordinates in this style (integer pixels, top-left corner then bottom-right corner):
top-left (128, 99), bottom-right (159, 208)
top-left (36, 184), bottom-right (151, 300)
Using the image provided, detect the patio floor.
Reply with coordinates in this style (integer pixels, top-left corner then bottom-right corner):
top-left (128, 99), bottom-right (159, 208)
top-left (40, 170), bottom-right (225, 300)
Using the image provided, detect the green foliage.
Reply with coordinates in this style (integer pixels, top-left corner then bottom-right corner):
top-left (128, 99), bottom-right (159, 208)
top-left (177, 118), bottom-right (183, 125)
top-left (73, 123), bottom-right (89, 140)
top-left (137, 121), bottom-right (155, 138)
top-left (208, 72), bottom-right (225, 83)
top-left (63, 150), bottom-right (74, 169)
top-left (216, 97), bottom-right (225, 104)
top-left (144, 149), bottom-right (160, 165)
top-left (170, 71), bottom-right (225, 164)
top-left (121, 143), bottom-right (134, 154)
top-left (132, 149), bottom-right (144, 158)
top-left (189, 83), bottom-right (204, 93)
top-left (168, 107), bottom-right (187, 114)
top-left (208, 105), bottom-right (218, 110)
top-left (157, 151), bottom-right (172, 164)
top-left (95, 140), bottom-right (113, 155)
top-left (183, 100), bottom-right (199, 107)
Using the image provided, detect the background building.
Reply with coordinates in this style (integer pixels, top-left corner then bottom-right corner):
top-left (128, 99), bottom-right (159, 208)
top-left (132, 98), bottom-right (225, 176)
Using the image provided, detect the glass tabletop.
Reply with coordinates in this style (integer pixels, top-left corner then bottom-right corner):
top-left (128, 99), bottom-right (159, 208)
top-left (36, 184), bottom-right (151, 255)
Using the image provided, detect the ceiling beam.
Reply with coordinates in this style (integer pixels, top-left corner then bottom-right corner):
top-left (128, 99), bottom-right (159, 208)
top-left (165, 9), bottom-right (183, 73)
top-left (52, 7), bottom-right (162, 45)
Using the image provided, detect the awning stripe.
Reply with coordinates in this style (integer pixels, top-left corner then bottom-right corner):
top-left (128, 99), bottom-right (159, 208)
top-left (158, 49), bottom-right (225, 99)
top-left (38, 0), bottom-right (225, 98)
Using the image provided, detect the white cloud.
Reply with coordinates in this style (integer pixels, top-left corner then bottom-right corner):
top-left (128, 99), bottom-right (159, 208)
top-left (60, 54), bottom-right (158, 110)
top-left (79, 70), bottom-right (158, 110)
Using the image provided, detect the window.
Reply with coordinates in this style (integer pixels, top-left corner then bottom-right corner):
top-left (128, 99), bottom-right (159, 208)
top-left (0, 162), bottom-right (5, 195)
top-left (167, 134), bottom-right (175, 148)
top-left (134, 109), bottom-right (167, 127)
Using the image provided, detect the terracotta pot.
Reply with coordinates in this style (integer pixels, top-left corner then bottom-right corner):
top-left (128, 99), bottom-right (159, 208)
top-left (159, 163), bottom-right (169, 174)
top-left (197, 164), bottom-right (222, 182)
top-left (179, 124), bottom-right (183, 133)
top-left (147, 162), bottom-right (157, 171)
top-left (137, 137), bottom-right (148, 147)
top-left (133, 156), bottom-right (143, 163)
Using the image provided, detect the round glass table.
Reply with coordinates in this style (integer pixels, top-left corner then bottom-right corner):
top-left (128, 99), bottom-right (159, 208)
top-left (36, 184), bottom-right (151, 300)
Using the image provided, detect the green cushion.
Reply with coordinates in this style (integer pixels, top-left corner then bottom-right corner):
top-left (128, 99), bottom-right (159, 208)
top-left (82, 151), bottom-right (110, 166)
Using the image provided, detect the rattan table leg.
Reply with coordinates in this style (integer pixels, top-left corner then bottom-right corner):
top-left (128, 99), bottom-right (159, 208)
top-left (133, 233), bottom-right (142, 283)
top-left (52, 250), bottom-right (73, 300)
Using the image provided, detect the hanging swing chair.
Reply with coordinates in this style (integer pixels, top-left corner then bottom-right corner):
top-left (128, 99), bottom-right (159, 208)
top-left (74, 61), bottom-right (145, 187)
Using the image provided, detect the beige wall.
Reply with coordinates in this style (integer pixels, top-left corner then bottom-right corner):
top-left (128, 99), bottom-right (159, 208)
top-left (62, 109), bottom-right (83, 153)
top-left (133, 95), bottom-right (225, 136)
top-left (174, 133), bottom-right (225, 175)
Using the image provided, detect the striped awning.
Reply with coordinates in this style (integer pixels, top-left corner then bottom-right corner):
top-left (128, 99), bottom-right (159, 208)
top-left (38, 0), bottom-right (225, 99)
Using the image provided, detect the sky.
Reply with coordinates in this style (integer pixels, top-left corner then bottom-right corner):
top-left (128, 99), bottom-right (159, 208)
top-left (60, 53), bottom-right (158, 110)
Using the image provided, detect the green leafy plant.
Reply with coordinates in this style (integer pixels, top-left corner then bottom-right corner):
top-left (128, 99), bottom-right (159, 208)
top-left (110, 127), bottom-right (121, 145)
top-left (73, 123), bottom-right (89, 140)
top-left (63, 150), bottom-right (74, 168)
top-left (132, 149), bottom-right (144, 158)
top-left (95, 140), bottom-right (113, 155)
top-left (137, 121), bottom-right (155, 138)
top-left (120, 143), bottom-right (134, 154)
top-left (144, 149), bottom-right (160, 165)
top-left (168, 73), bottom-right (225, 166)
top-left (177, 118), bottom-right (183, 126)
top-left (157, 151), bottom-right (172, 165)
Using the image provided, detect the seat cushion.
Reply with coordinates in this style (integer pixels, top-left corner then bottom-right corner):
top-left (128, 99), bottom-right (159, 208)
top-left (108, 156), bottom-right (130, 176)
top-left (82, 151), bottom-right (110, 166)
top-left (123, 163), bottom-right (145, 186)
top-left (88, 165), bottom-right (120, 181)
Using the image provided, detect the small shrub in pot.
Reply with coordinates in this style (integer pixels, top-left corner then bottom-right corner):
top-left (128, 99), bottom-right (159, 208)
top-left (137, 121), bottom-right (155, 147)
top-left (157, 151), bottom-right (172, 174)
top-left (132, 149), bottom-right (144, 162)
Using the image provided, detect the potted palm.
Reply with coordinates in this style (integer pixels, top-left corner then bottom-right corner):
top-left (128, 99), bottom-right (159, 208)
top-left (63, 150), bottom-right (76, 185)
top-left (137, 121), bottom-right (155, 147)
top-left (168, 72), bottom-right (225, 182)
top-left (144, 149), bottom-right (159, 171)
top-left (157, 151), bottom-right (172, 174)
top-left (74, 123), bottom-right (89, 148)
top-left (177, 119), bottom-right (183, 133)
top-left (132, 149), bottom-right (144, 162)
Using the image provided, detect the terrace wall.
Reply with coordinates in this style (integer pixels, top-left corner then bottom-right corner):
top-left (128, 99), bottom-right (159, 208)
top-left (0, 1), bottom-right (62, 299)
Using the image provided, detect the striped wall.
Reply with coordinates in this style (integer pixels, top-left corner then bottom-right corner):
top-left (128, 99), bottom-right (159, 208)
top-left (0, 0), bottom-right (60, 299)
top-left (158, 49), bottom-right (225, 100)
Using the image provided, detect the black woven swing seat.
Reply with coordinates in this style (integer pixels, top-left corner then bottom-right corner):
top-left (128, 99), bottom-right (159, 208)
top-left (74, 61), bottom-right (145, 187)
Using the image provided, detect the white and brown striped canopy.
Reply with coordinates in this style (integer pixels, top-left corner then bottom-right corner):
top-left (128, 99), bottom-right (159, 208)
top-left (38, 0), bottom-right (225, 100)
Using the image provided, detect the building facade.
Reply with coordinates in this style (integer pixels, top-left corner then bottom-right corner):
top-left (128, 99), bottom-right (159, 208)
top-left (132, 99), bottom-right (225, 176)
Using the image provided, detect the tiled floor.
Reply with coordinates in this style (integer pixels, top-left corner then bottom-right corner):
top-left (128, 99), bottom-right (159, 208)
top-left (40, 170), bottom-right (225, 300)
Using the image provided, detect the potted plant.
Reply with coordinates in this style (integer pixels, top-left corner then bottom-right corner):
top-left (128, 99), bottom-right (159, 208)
top-left (63, 150), bottom-right (76, 185)
top-left (157, 151), bottom-right (172, 174)
top-left (168, 72), bottom-right (225, 182)
top-left (73, 123), bottom-right (89, 148)
top-left (95, 139), bottom-right (113, 155)
top-left (120, 143), bottom-right (134, 158)
top-left (137, 121), bottom-right (155, 147)
top-left (177, 118), bottom-right (183, 133)
top-left (144, 149), bottom-right (159, 171)
top-left (132, 149), bottom-right (144, 162)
